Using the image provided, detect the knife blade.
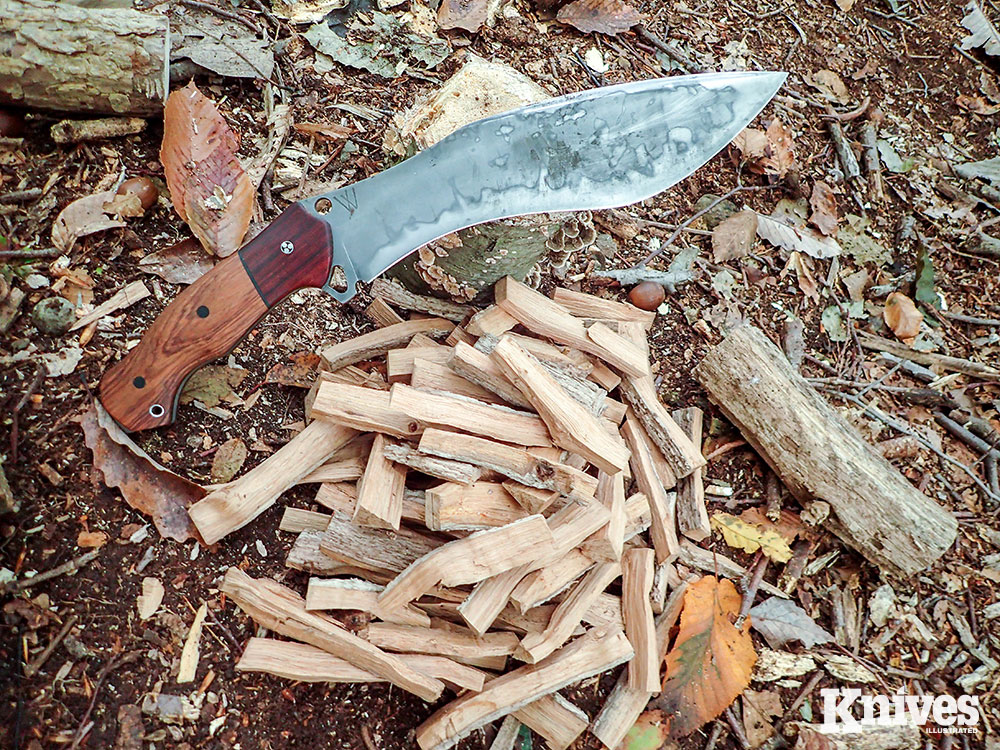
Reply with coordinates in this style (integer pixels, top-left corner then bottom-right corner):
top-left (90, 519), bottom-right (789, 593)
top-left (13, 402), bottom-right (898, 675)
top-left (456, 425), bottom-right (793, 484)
top-left (100, 71), bottom-right (785, 431)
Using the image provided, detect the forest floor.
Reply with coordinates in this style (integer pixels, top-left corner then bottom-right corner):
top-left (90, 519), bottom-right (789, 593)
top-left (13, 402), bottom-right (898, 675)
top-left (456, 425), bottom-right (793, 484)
top-left (2, 0), bottom-right (1000, 748)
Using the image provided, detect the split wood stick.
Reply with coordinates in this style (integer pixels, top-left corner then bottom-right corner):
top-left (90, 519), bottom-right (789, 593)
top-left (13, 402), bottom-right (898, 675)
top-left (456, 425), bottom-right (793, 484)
top-left (315, 482), bottom-right (426, 525)
top-left (387, 347), bottom-right (452, 383)
top-left (510, 552), bottom-right (593, 613)
top-left (677, 540), bottom-right (787, 598)
top-left (671, 407), bottom-right (711, 542)
top-left (320, 514), bottom-right (441, 577)
top-left (370, 278), bottom-right (475, 322)
top-left (450, 341), bottom-right (533, 409)
top-left (190, 420), bottom-right (357, 545)
top-left (479, 332), bottom-right (594, 377)
top-left (306, 578), bottom-right (430, 627)
top-left (466, 305), bottom-right (518, 337)
top-left (368, 623), bottom-right (520, 662)
top-left (384, 442), bottom-right (482, 485)
top-left (365, 297), bottom-right (405, 327)
top-left (445, 326), bottom-right (476, 347)
top-left (695, 326), bottom-right (958, 575)
top-left (454, 499), bottom-right (609, 634)
top-left (552, 287), bottom-right (656, 329)
top-left (353, 433), bottom-right (407, 530)
top-left (588, 361), bottom-right (622, 391)
top-left (416, 627), bottom-right (633, 750)
top-left (411, 357), bottom-right (508, 405)
top-left (425, 481), bottom-right (527, 531)
top-left (495, 276), bottom-right (647, 377)
top-left (300, 456), bottom-right (365, 484)
top-left (603, 397), bottom-right (628, 424)
top-left (622, 548), bottom-right (658, 692)
top-left (583, 592), bottom-right (625, 631)
top-left (306, 370), bottom-right (387, 421)
top-left (491, 337), bottom-right (630, 473)
top-left (489, 716), bottom-right (522, 750)
top-left (311, 382), bottom-right (423, 439)
top-left (512, 694), bottom-right (589, 750)
top-left (618, 373), bottom-right (701, 479)
top-left (70, 280), bottom-right (150, 331)
top-left (390, 384), bottom-right (552, 447)
top-left (237, 638), bottom-right (486, 693)
top-left (287, 530), bottom-right (353, 576)
top-left (379, 516), bottom-right (555, 611)
top-left (418, 428), bottom-right (597, 501)
top-left (502, 482), bottom-right (561, 514)
top-left (586, 471), bottom-right (626, 562)
top-left (621, 413), bottom-right (679, 563)
top-left (221, 568), bottom-right (444, 701)
top-left (320, 318), bottom-right (453, 371)
top-left (515, 562), bottom-right (621, 663)
top-left (280, 507), bottom-right (330, 533)
top-left (591, 581), bottom-right (689, 748)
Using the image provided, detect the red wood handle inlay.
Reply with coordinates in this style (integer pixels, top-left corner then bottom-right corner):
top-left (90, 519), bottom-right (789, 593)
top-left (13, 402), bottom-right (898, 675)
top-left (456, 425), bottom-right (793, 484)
top-left (99, 205), bottom-right (333, 431)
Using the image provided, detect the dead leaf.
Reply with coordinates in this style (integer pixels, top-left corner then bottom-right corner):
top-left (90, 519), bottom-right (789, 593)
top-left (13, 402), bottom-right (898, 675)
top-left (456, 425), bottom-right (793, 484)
top-left (293, 121), bottom-right (355, 141)
top-left (742, 690), bottom-right (783, 748)
top-left (51, 189), bottom-right (126, 253)
top-left (762, 118), bottom-right (796, 178)
top-left (179, 364), bottom-right (247, 408)
top-left (655, 576), bottom-right (756, 738)
top-left (77, 530), bottom-right (108, 548)
top-left (757, 214), bottom-right (841, 260)
top-left (962, 0), bottom-right (1000, 57)
top-left (808, 181), bottom-right (839, 236)
top-left (137, 577), bottom-right (165, 620)
top-left (883, 292), bottom-right (922, 344)
top-left (4, 599), bottom-right (56, 630)
top-left (957, 93), bottom-right (1000, 115)
top-left (160, 81), bottom-right (254, 257)
top-left (264, 351), bottom-right (321, 388)
top-left (81, 402), bottom-right (205, 542)
top-left (138, 238), bottom-right (216, 285)
top-left (748, 597), bottom-right (834, 649)
top-left (835, 0), bottom-right (856, 9)
top-left (42, 346), bottom-right (84, 377)
top-left (103, 192), bottom-right (146, 219)
top-left (711, 513), bottom-right (793, 563)
top-left (211, 438), bottom-right (248, 484)
top-left (732, 128), bottom-right (769, 163)
top-left (782, 252), bottom-right (820, 303)
top-left (623, 709), bottom-right (672, 749)
top-left (712, 211), bottom-right (758, 262)
top-left (437, 0), bottom-right (491, 31)
top-left (556, 0), bottom-right (644, 35)
top-left (806, 70), bottom-right (851, 104)
top-left (738, 508), bottom-right (805, 544)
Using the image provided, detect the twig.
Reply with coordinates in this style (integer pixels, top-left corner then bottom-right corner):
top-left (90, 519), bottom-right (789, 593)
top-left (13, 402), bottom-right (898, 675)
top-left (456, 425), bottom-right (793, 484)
top-left (637, 185), bottom-right (770, 266)
top-left (942, 311), bottom-right (1000, 326)
top-left (704, 440), bottom-right (747, 462)
top-left (590, 267), bottom-right (694, 289)
top-left (736, 553), bottom-right (768, 625)
top-left (68, 651), bottom-right (141, 750)
top-left (634, 26), bottom-right (698, 73)
top-left (4, 549), bottom-right (100, 593)
top-left (0, 248), bottom-right (61, 259)
top-left (934, 412), bottom-right (1000, 458)
top-left (724, 706), bottom-right (752, 750)
top-left (703, 720), bottom-right (726, 750)
top-left (178, 0), bottom-right (261, 34)
top-left (0, 189), bottom-right (42, 204)
top-left (11, 364), bottom-right (45, 463)
top-left (820, 96), bottom-right (871, 122)
top-left (24, 614), bottom-right (78, 677)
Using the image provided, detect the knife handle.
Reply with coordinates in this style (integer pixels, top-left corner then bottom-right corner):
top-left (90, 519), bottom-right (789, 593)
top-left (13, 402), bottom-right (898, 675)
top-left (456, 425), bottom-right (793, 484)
top-left (99, 205), bottom-right (334, 431)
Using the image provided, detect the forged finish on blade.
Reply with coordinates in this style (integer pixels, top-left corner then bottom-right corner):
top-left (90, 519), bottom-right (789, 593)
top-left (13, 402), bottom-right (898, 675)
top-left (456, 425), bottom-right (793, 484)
top-left (304, 71), bottom-right (786, 301)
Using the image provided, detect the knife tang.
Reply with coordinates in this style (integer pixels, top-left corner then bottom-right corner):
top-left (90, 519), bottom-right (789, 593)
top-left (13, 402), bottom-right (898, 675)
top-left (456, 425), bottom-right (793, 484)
top-left (99, 204), bottom-right (334, 431)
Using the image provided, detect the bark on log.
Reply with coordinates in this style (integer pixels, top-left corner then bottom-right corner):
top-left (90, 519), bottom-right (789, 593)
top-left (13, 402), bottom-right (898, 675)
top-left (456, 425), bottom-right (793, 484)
top-left (0, 0), bottom-right (169, 116)
top-left (694, 325), bottom-right (957, 576)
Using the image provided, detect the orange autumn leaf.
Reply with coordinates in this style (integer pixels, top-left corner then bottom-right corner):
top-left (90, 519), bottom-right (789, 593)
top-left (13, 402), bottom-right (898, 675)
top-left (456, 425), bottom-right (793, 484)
top-left (654, 576), bottom-right (756, 738)
top-left (160, 81), bottom-right (254, 257)
top-left (883, 292), bottom-right (922, 344)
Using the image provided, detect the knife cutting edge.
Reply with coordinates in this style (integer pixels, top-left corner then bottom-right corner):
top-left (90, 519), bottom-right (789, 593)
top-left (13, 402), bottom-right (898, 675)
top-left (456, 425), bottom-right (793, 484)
top-left (99, 70), bottom-right (786, 432)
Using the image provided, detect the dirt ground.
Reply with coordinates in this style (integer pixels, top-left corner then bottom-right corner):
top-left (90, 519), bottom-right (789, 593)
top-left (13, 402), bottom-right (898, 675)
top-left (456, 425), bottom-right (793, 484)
top-left (2, 0), bottom-right (1000, 748)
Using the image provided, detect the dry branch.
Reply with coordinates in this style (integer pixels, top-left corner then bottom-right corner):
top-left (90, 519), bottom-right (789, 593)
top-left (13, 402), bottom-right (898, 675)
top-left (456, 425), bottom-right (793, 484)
top-left (320, 318), bottom-right (453, 371)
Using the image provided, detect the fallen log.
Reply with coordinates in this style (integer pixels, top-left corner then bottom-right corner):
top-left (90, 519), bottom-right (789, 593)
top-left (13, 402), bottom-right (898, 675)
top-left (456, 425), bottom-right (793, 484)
top-left (0, 0), bottom-right (169, 116)
top-left (694, 325), bottom-right (958, 576)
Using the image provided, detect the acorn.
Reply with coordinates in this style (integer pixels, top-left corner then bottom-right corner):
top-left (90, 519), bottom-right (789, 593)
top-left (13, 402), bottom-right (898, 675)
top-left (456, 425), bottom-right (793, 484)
top-left (117, 176), bottom-right (158, 210)
top-left (628, 281), bottom-right (665, 311)
top-left (0, 108), bottom-right (25, 138)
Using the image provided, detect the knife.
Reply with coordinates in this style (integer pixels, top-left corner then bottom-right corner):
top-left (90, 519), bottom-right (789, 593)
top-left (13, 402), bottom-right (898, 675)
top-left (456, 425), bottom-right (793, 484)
top-left (99, 70), bottom-right (785, 431)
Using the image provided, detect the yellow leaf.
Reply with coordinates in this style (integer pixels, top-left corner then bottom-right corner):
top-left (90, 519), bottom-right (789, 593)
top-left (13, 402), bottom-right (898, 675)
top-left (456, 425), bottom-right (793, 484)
top-left (710, 513), bottom-right (793, 563)
top-left (654, 576), bottom-right (756, 737)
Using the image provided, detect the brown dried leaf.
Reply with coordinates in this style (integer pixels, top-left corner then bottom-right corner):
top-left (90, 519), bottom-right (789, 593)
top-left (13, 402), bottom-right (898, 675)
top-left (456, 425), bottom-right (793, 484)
top-left (883, 292), bottom-right (922, 344)
top-left (103, 192), bottom-right (146, 219)
top-left (957, 93), bottom-right (1000, 115)
top-left (655, 576), bottom-right (756, 738)
top-left (82, 402), bottom-right (204, 542)
top-left (437, 0), bottom-right (491, 31)
top-left (806, 69), bottom-right (851, 104)
top-left (762, 118), bottom-right (796, 178)
top-left (179, 364), bottom-right (247, 408)
top-left (211, 438), bottom-right (248, 484)
top-left (782, 251), bottom-right (820, 304)
top-left (742, 689), bottom-right (783, 748)
top-left (138, 238), bottom-right (216, 285)
top-left (264, 351), bottom-right (321, 388)
top-left (712, 211), bottom-right (758, 262)
top-left (556, 0), bottom-right (644, 35)
top-left (732, 128), bottom-right (769, 165)
top-left (77, 530), bottom-right (108, 548)
top-left (739, 508), bottom-right (805, 544)
top-left (808, 181), bottom-right (839, 236)
top-left (160, 81), bottom-right (254, 257)
top-left (51, 189), bottom-right (126, 253)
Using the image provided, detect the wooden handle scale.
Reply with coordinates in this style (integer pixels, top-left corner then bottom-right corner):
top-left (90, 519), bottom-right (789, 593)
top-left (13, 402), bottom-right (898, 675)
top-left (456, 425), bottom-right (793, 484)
top-left (99, 205), bottom-right (334, 431)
